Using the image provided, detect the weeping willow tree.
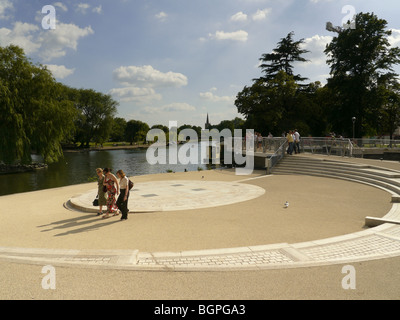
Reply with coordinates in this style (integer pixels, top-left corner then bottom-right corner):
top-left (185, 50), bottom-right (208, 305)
top-left (0, 45), bottom-right (77, 164)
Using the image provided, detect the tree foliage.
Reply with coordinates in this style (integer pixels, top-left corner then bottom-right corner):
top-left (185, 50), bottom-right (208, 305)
top-left (72, 88), bottom-right (118, 147)
top-left (236, 13), bottom-right (400, 139)
top-left (325, 12), bottom-right (400, 137)
top-left (0, 45), bottom-right (77, 164)
top-left (257, 31), bottom-right (309, 83)
top-left (236, 32), bottom-right (325, 136)
top-left (125, 120), bottom-right (150, 144)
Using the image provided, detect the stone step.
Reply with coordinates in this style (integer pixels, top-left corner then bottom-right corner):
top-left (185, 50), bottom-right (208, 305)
top-left (275, 163), bottom-right (400, 186)
top-left (273, 167), bottom-right (400, 197)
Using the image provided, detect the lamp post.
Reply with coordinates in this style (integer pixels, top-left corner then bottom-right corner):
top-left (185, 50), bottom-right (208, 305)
top-left (352, 117), bottom-right (356, 141)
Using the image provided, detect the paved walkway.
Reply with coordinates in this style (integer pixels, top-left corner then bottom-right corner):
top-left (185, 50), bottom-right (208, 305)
top-left (1, 159), bottom-right (400, 272)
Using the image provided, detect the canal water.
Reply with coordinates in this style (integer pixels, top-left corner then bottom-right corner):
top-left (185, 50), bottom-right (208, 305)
top-left (0, 143), bottom-right (210, 196)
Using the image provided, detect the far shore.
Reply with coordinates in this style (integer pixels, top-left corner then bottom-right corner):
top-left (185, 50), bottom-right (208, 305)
top-left (62, 143), bottom-right (150, 153)
top-left (62, 141), bottom-right (191, 152)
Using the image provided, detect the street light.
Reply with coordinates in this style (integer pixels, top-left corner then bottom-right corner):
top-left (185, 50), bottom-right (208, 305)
top-left (352, 117), bottom-right (356, 140)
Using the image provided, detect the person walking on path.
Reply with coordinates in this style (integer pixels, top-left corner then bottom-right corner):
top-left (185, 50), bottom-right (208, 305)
top-left (116, 170), bottom-right (130, 221)
top-left (102, 168), bottom-right (119, 219)
top-left (95, 168), bottom-right (107, 216)
top-left (293, 129), bottom-right (300, 154)
top-left (286, 130), bottom-right (294, 155)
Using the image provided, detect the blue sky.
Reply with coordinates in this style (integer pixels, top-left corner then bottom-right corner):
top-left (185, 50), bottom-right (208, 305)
top-left (1, 0), bottom-right (400, 128)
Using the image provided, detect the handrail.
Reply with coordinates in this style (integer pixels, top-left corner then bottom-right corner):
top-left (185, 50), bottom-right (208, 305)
top-left (266, 138), bottom-right (287, 174)
top-left (300, 137), bottom-right (353, 157)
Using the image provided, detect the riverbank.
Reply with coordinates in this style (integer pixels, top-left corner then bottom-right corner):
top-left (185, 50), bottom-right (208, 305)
top-left (0, 162), bottom-right (48, 174)
top-left (62, 143), bottom-right (150, 152)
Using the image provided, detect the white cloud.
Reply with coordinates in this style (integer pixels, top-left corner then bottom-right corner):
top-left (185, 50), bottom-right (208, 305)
top-left (301, 34), bottom-right (332, 66)
top-left (230, 12), bottom-right (247, 22)
top-left (209, 30), bottom-right (248, 42)
top-left (161, 102), bottom-right (196, 112)
top-left (252, 8), bottom-right (271, 21)
top-left (199, 91), bottom-right (235, 103)
top-left (53, 2), bottom-right (68, 12)
top-left (309, 0), bottom-right (334, 3)
top-left (0, 0), bottom-right (13, 19)
top-left (0, 21), bottom-right (94, 61)
top-left (76, 3), bottom-right (90, 14)
top-left (389, 29), bottom-right (400, 48)
top-left (155, 12), bottom-right (168, 21)
top-left (113, 65), bottom-right (188, 88)
top-left (45, 64), bottom-right (75, 79)
top-left (109, 87), bottom-right (162, 103)
top-left (75, 3), bottom-right (102, 14)
top-left (0, 22), bottom-right (41, 55)
top-left (92, 5), bottom-right (103, 14)
top-left (142, 103), bottom-right (196, 115)
top-left (38, 23), bottom-right (94, 61)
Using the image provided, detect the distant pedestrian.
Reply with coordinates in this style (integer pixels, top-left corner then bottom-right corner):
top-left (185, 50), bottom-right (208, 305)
top-left (293, 129), bottom-right (300, 154)
top-left (95, 168), bottom-right (107, 216)
top-left (286, 130), bottom-right (294, 155)
top-left (257, 133), bottom-right (262, 150)
top-left (102, 168), bottom-right (119, 219)
top-left (116, 169), bottom-right (130, 221)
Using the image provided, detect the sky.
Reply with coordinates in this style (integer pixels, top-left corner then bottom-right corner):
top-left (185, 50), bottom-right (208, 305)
top-left (1, 0), bottom-right (400, 129)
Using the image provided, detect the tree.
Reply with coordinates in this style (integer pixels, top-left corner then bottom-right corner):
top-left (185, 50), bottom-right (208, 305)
top-left (236, 31), bottom-right (316, 136)
top-left (0, 45), bottom-right (76, 164)
top-left (151, 124), bottom-right (169, 133)
top-left (377, 80), bottom-right (400, 141)
top-left (257, 31), bottom-right (309, 83)
top-left (236, 71), bottom-right (299, 135)
top-left (178, 124), bottom-right (202, 140)
top-left (324, 12), bottom-right (400, 137)
top-left (72, 89), bottom-right (118, 147)
top-left (110, 117), bottom-right (127, 142)
top-left (125, 120), bottom-right (150, 144)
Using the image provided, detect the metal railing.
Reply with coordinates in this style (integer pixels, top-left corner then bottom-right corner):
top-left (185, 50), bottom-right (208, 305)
top-left (266, 138), bottom-right (288, 174)
top-left (300, 137), bottom-right (354, 157)
top-left (233, 135), bottom-right (400, 164)
top-left (352, 138), bottom-right (400, 149)
top-left (233, 136), bottom-right (356, 158)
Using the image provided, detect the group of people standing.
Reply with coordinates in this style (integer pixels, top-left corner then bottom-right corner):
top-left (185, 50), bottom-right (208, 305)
top-left (286, 129), bottom-right (301, 155)
top-left (95, 168), bottom-right (130, 221)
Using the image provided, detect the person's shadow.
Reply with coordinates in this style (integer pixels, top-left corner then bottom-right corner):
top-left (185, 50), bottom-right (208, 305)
top-left (37, 212), bottom-right (120, 237)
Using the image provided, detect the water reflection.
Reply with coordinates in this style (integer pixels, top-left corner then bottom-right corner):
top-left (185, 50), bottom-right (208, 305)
top-left (0, 144), bottom-right (209, 196)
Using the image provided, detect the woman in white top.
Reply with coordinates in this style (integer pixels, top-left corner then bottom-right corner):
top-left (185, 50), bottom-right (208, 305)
top-left (116, 169), bottom-right (130, 221)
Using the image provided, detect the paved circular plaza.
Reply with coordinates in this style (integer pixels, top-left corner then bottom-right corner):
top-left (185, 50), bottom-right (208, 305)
top-left (69, 180), bottom-right (266, 213)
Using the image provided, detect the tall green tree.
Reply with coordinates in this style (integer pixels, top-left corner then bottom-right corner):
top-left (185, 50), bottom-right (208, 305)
top-left (0, 45), bottom-right (76, 164)
top-left (377, 79), bottom-right (400, 141)
top-left (236, 71), bottom-right (299, 135)
top-left (325, 12), bottom-right (400, 137)
top-left (110, 117), bottom-right (127, 142)
top-left (72, 89), bottom-right (118, 147)
top-left (257, 31), bottom-right (309, 83)
top-left (125, 120), bottom-right (150, 144)
top-left (236, 32), bottom-right (317, 135)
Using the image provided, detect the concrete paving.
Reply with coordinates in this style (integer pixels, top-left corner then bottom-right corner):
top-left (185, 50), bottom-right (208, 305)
top-left (1, 157), bottom-right (400, 299)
